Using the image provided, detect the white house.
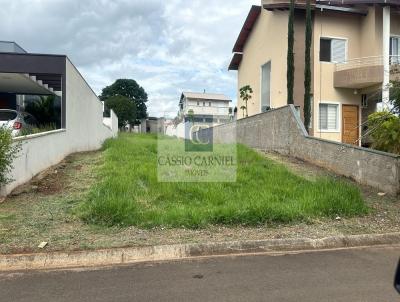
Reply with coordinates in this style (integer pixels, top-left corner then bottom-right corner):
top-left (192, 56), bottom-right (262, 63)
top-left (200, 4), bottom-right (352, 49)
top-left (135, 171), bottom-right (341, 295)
top-left (178, 92), bottom-right (232, 124)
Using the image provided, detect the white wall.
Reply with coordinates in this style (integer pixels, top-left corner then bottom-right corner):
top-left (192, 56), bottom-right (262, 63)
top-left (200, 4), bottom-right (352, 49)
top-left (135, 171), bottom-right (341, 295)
top-left (64, 59), bottom-right (118, 151)
top-left (165, 122), bottom-right (186, 138)
top-left (0, 58), bottom-right (118, 196)
top-left (103, 110), bottom-right (118, 136)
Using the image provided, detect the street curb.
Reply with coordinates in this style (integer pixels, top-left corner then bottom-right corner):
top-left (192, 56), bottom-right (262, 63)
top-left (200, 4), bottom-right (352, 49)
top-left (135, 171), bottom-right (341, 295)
top-left (1, 232), bottom-right (400, 271)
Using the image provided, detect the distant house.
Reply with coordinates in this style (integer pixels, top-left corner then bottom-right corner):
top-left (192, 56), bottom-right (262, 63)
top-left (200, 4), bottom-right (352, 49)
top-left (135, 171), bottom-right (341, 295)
top-left (178, 92), bottom-right (232, 125)
top-left (229, 1), bottom-right (400, 146)
top-left (164, 92), bottom-right (233, 138)
top-left (139, 117), bottom-right (165, 134)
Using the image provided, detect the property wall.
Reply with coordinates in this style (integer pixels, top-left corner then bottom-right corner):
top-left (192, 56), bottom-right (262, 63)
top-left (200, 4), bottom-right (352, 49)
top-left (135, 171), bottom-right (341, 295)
top-left (237, 9), bottom-right (289, 118)
top-left (165, 122), bottom-right (185, 139)
top-left (0, 59), bottom-right (118, 196)
top-left (196, 105), bottom-right (399, 194)
top-left (103, 110), bottom-right (118, 132)
top-left (64, 59), bottom-right (118, 151)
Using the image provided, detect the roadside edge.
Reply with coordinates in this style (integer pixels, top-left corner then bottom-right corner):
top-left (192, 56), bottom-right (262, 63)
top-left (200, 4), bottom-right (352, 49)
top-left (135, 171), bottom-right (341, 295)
top-left (1, 232), bottom-right (400, 271)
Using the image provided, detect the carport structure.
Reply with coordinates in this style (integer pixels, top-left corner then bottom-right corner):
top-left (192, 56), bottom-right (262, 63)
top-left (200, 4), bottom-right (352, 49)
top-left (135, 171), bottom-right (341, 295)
top-left (0, 42), bottom-right (65, 128)
top-left (0, 41), bottom-right (119, 198)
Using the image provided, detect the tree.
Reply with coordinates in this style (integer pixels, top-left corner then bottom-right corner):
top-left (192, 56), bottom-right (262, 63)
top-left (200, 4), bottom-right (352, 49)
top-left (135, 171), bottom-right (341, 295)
top-left (100, 79), bottom-right (148, 121)
top-left (287, 0), bottom-right (295, 105)
top-left (239, 85), bottom-right (253, 117)
top-left (105, 95), bottom-right (137, 128)
top-left (303, 0), bottom-right (312, 133)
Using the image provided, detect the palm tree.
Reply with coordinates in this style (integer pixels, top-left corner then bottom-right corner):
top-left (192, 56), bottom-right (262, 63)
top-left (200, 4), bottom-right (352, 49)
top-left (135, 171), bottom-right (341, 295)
top-left (240, 85), bottom-right (253, 117)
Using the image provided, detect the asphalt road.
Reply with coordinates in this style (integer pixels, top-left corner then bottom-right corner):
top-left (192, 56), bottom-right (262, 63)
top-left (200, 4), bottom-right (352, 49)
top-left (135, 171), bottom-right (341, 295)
top-left (0, 246), bottom-right (399, 302)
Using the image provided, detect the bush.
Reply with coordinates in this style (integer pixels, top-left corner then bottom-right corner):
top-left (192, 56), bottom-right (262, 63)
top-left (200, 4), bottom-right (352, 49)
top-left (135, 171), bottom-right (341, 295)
top-left (0, 127), bottom-right (21, 185)
top-left (368, 111), bottom-right (400, 155)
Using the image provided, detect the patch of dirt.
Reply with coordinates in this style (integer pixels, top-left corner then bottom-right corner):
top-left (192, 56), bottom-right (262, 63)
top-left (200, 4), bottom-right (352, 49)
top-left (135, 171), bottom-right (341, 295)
top-left (32, 162), bottom-right (69, 195)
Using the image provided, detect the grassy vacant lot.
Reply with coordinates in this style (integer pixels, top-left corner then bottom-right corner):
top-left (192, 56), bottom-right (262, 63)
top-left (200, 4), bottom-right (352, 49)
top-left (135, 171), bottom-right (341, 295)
top-left (80, 134), bottom-right (367, 228)
top-left (1, 134), bottom-right (398, 254)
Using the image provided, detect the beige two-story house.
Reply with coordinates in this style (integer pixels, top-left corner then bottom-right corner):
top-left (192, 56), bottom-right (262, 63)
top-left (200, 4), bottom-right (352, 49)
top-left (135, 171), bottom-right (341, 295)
top-left (229, 0), bottom-right (400, 145)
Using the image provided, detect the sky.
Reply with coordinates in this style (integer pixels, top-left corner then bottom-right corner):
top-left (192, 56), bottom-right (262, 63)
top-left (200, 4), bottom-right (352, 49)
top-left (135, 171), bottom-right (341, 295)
top-left (0, 0), bottom-right (258, 117)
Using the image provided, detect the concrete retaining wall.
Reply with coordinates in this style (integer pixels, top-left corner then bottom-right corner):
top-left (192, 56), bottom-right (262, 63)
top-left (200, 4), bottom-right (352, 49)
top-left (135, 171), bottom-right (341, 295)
top-left (197, 105), bottom-right (400, 194)
top-left (0, 59), bottom-right (118, 196)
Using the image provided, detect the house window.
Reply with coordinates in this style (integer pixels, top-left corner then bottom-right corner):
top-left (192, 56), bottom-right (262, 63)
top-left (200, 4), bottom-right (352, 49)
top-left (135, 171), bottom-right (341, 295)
top-left (361, 94), bottom-right (368, 108)
top-left (390, 36), bottom-right (400, 64)
top-left (197, 101), bottom-right (200, 106)
top-left (261, 61), bottom-right (271, 112)
top-left (203, 101), bottom-right (205, 106)
top-left (320, 38), bottom-right (346, 63)
top-left (319, 103), bottom-right (339, 131)
top-left (209, 102), bottom-right (211, 107)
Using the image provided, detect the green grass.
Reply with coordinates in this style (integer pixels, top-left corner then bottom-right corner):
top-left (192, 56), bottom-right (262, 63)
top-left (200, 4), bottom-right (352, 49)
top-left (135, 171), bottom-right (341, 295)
top-left (79, 133), bottom-right (368, 228)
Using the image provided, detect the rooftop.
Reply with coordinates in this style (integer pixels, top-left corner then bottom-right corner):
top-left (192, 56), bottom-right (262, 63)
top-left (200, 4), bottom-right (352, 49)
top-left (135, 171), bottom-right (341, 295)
top-left (229, 0), bottom-right (400, 71)
top-left (181, 92), bottom-right (232, 102)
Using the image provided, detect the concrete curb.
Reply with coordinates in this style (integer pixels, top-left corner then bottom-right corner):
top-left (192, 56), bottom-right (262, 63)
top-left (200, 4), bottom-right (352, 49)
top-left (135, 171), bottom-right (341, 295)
top-left (1, 232), bottom-right (400, 271)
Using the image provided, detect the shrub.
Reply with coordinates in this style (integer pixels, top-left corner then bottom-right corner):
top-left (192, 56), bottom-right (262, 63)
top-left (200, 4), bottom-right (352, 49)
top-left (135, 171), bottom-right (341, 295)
top-left (368, 111), bottom-right (400, 154)
top-left (0, 127), bottom-right (21, 185)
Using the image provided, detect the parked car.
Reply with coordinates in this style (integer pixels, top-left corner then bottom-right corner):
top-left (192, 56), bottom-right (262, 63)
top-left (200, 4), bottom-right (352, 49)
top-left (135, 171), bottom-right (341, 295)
top-left (0, 109), bottom-right (38, 137)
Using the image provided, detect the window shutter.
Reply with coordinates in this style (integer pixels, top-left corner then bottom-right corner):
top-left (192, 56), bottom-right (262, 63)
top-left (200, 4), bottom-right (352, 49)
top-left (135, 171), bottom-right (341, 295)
top-left (390, 37), bottom-right (399, 64)
top-left (390, 37), bottom-right (399, 56)
top-left (327, 105), bottom-right (337, 130)
top-left (319, 104), bottom-right (328, 130)
top-left (331, 39), bottom-right (346, 63)
top-left (319, 104), bottom-right (338, 130)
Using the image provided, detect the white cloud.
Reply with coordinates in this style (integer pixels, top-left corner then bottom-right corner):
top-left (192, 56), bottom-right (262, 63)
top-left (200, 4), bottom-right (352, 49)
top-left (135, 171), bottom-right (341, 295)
top-left (0, 0), bottom-right (259, 116)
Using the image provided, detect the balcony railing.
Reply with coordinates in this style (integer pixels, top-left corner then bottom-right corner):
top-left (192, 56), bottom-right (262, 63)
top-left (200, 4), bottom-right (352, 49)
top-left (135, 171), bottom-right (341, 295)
top-left (334, 55), bottom-right (400, 89)
top-left (181, 104), bottom-right (231, 116)
top-left (335, 55), bottom-right (400, 72)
